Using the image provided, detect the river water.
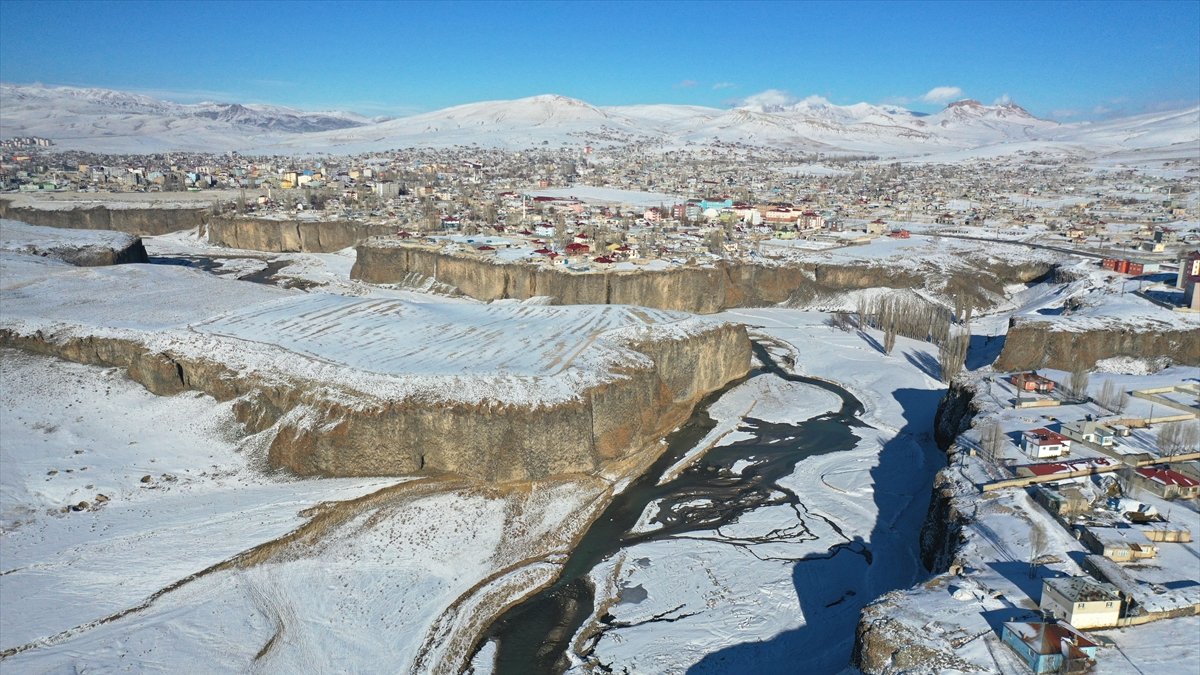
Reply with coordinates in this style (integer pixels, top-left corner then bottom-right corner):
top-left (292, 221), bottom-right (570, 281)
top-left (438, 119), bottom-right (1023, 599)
top-left (478, 341), bottom-right (869, 673)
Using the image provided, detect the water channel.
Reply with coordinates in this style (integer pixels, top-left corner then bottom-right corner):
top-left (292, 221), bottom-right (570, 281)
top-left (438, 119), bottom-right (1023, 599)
top-left (479, 341), bottom-right (870, 673)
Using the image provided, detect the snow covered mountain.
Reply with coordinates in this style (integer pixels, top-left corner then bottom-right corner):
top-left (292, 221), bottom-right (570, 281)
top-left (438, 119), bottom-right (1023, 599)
top-left (0, 84), bottom-right (371, 153)
top-left (1, 83), bottom-right (1196, 157)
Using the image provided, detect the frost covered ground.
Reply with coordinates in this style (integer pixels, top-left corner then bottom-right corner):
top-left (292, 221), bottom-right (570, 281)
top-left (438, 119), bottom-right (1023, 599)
top-left (557, 310), bottom-right (950, 674)
top-left (0, 348), bottom-right (613, 672)
top-left (0, 219), bottom-right (140, 257)
top-left (0, 349), bottom-right (401, 654)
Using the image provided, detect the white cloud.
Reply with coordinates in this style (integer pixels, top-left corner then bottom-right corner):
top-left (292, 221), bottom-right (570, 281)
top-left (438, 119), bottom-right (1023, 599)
top-left (920, 86), bottom-right (964, 104)
top-left (993, 93), bottom-right (1012, 105)
top-left (735, 89), bottom-right (796, 110)
top-left (712, 82), bottom-right (736, 90)
top-left (675, 79), bottom-right (698, 89)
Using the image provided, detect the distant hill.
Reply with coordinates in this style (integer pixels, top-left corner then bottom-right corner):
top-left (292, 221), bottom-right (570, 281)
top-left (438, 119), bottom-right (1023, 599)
top-left (1, 83), bottom-right (1196, 158)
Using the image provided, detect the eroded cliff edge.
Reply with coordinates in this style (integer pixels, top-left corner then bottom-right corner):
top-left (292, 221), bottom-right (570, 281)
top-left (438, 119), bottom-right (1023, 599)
top-left (0, 259), bottom-right (750, 482)
top-left (0, 197), bottom-right (208, 236)
top-left (207, 216), bottom-right (396, 253)
top-left (350, 240), bottom-right (1054, 314)
top-left (995, 317), bottom-right (1200, 370)
top-left (0, 323), bottom-right (748, 481)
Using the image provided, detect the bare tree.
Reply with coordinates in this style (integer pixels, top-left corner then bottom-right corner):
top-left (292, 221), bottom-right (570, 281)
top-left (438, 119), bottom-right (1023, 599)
top-left (883, 321), bottom-right (897, 355)
top-left (1028, 523), bottom-right (1047, 578)
top-left (1097, 379), bottom-right (1130, 414)
top-left (1158, 421), bottom-right (1200, 456)
top-left (980, 420), bottom-right (1006, 462)
top-left (828, 312), bottom-right (855, 332)
top-left (1066, 368), bottom-right (1091, 401)
top-left (938, 329), bottom-right (970, 382)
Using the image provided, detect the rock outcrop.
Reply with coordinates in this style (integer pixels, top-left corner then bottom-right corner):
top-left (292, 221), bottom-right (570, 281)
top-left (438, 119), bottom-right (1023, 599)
top-left (0, 197), bottom-right (207, 236)
top-left (350, 241), bottom-right (1054, 314)
top-left (853, 596), bottom-right (982, 674)
top-left (0, 319), bottom-right (749, 483)
top-left (995, 318), bottom-right (1200, 371)
top-left (207, 217), bottom-right (397, 253)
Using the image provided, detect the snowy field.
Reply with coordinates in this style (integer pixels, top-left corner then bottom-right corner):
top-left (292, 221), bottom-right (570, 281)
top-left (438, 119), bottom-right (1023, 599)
top-left (0, 350), bottom-right (401, 653)
top-left (0, 219), bottom-right (139, 255)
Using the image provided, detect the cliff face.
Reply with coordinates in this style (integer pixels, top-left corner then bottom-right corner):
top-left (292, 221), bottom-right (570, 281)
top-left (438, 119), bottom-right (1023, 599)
top-left (852, 383), bottom-right (977, 674)
top-left (0, 198), bottom-right (207, 236)
top-left (0, 323), bottom-right (750, 483)
top-left (207, 217), bottom-right (396, 253)
top-left (995, 319), bottom-right (1200, 371)
top-left (351, 242), bottom-right (1053, 314)
top-left (3, 238), bottom-right (148, 266)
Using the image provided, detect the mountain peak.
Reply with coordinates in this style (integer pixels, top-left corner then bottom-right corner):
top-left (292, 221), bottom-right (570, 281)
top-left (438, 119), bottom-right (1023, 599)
top-left (945, 99), bottom-right (985, 110)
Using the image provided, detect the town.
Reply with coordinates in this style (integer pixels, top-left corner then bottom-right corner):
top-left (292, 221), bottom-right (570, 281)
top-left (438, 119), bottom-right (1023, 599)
top-left (4, 133), bottom-right (1198, 674)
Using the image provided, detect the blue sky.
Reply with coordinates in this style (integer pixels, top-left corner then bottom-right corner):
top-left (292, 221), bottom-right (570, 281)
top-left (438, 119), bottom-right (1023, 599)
top-left (1, 0), bottom-right (1197, 120)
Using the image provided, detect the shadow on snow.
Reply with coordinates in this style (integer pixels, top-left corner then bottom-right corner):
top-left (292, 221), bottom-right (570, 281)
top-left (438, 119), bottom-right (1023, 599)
top-left (687, 387), bottom-right (946, 675)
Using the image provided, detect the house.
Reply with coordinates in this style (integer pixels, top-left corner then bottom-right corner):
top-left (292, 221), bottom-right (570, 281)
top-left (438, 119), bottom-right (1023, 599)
top-left (887, 228), bottom-right (910, 238)
top-left (1062, 420), bottom-right (1116, 447)
top-left (1132, 466), bottom-right (1200, 499)
top-left (1023, 428), bottom-right (1072, 459)
top-left (1011, 372), bottom-right (1056, 393)
top-left (1040, 577), bottom-right (1124, 629)
top-left (1000, 621), bottom-right (1098, 674)
top-left (1079, 526), bottom-right (1158, 562)
top-left (1032, 485), bottom-right (1091, 518)
top-left (866, 218), bottom-right (887, 235)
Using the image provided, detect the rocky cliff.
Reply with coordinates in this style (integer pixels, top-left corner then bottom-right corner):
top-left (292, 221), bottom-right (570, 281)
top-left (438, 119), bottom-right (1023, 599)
top-left (0, 322), bottom-right (750, 483)
top-left (0, 198), bottom-right (207, 236)
top-left (351, 241), bottom-right (1053, 314)
top-left (0, 225), bottom-right (148, 266)
top-left (852, 381), bottom-right (979, 673)
top-left (995, 318), bottom-right (1200, 371)
top-left (207, 217), bottom-right (396, 253)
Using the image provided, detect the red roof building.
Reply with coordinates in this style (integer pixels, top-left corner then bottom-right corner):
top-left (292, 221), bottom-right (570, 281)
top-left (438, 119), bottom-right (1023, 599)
top-left (1022, 428), bottom-right (1072, 460)
top-left (1134, 466), bottom-right (1200, 499)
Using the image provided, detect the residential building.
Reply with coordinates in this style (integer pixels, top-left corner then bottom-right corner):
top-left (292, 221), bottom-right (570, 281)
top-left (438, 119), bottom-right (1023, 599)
top-left (1000, 621), bottom-right (1098, 674)
top-left (1132, 466), bottom-right (1200, 500)
top-left (1079, 526), bottom-right (1158, 562)
top-left (1062, 420), bottom-right (1116, 447)
top-left (1022, 428), bottom-right (1072, 460)
top-left (1039, 577), bottom-right (1124, 629)
top-left (1011, 372), bottom-right (1056, 393)
top-left (1032, 485), bottom-right (1091, 518)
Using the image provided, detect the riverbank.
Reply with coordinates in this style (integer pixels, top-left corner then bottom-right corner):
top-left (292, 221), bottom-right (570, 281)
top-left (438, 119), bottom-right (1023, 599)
top-left (466, 311), bottom-right (950, 673)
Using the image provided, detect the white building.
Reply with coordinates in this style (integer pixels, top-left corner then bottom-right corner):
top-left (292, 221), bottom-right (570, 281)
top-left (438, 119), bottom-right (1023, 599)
top-left (1040, 577), bottom-right (1123, 629)
top-left (1022, 428), bottom-right (1072, 460)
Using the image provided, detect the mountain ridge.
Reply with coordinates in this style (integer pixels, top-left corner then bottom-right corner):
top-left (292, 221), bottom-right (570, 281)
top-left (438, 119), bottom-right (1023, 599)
top-left (1, 83), bottom-right (1196, 157)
